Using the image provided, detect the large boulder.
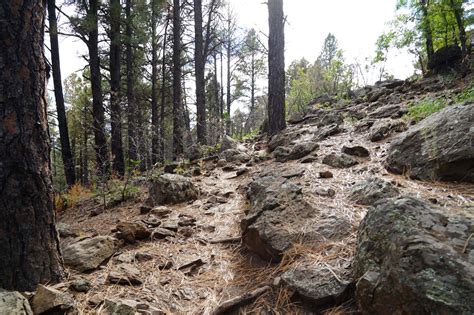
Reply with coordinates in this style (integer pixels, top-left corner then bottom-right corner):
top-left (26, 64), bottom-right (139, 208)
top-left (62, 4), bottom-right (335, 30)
top-left (322, 153), bottom-right (358, 169)
top-left (0, 290), bottom-right (33, 315)
top-left (354, 196), bottom-right (474, 314)
top-left (385, 103), bottom-right (474, 182)
top-left (428, 45), bottom-right (462, 71)
top-left (241, 165), bottom-right (350, 261)
top-left (62, 236), bottom-right (117, 272)
top-left (147, 174), bottom-right (198, 205)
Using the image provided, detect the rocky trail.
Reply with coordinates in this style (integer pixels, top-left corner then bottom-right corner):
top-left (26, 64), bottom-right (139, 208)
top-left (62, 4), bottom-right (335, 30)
top-left (10, 74), bottom-right (473, 315)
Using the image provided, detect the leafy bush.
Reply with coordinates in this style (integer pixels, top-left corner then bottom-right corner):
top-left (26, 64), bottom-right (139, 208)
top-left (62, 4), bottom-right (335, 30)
top-left (454, 85), bottom-right (474, 103)
top-left (406, 98), bottom-right (446, 122)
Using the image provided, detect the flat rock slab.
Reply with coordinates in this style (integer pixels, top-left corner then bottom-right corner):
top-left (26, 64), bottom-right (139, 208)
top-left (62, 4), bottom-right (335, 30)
top-left (62, 236), bottom-right (117, 272)
top-left (349, 177), bottom-right (400, 205)
top-left (31, 285), bottom-right (74, 315)
top-left (282, 266), bottom-right (352, 307)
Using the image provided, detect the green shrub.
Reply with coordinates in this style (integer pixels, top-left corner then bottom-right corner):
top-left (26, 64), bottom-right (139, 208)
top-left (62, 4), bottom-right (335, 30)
top-left (406, 98), bottom-right (446, 122)
top-left (454, 85), bottom-right (474, 103)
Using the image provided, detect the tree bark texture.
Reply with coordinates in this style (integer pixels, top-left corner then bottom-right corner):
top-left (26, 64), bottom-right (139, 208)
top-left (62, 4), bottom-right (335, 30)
top-left (151, 0), bottom-right (160, 164)
top-left (87, 0), bottom-right (109, 176)
top-left (126, 0), bottom-right (138, 164)
top-left (194, 0), bottom-right (207, 145)
top-left (110, 0), bottom-right (125, 176)
top-left (0, 0), bottom-right (64, 291)
top-left (267, 0), bottom-right (286, 135)
top-left (172, 0), bottom-right (184, 158)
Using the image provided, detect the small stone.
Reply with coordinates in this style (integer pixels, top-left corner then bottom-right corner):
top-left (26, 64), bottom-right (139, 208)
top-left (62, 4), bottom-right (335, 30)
top-left (160, 219), bottom-right (179, 232)
top-left (151, 228), bottom-right (176, 239)
top-left (0, 290), bottom-right (33, 315)
top-left (236, 168), bottom-right (249, 176)
top-left (135, 252), bottom-right (154, 262)
top-left (70, 279), bottom-right (92, 293)
top-left (32, 285), bottom-right (75, 315)
top-left (140, 205), bottom-right (152, 215)
top-left (107, 264), bottom-right (142, 286)
top-left (150, 206), bottom-right (172, 218)
top-left (319, 171), bottom-right (334, 178)
top-left (222, 165), bottom-right (236, 172)
top-left (315, 188), bottom-right (336, 197)
top-left (342, 145), bottom-right (370, 157)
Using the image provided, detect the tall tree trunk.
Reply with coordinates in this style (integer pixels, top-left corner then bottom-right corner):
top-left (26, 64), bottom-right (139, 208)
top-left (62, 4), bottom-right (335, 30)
top-left (47, 0), bottom-right (76, 186)
top-left (267, 0), bottom-right (286, 135)
top-left (421, 0), bottom-right (434, 66)
top-left (194, 0), bottom-right (207, 145)
top-left (126, 0), bottom-right (138, 164)
top-left (87, 0), bottom-right (109, 177)
top-left (172, 0), bottom-right (184, 158)
top-left (0, 0), bottom-right (64, 291)
top-left (226, 41), bottom-right (232, 135)
top-left (110, 0), bottom-right (125, 176)
top-left (160, 15), bottom-right (170, 161)
top-left (82, 101), bottom-right (89, 185)
top-left (151, 0), bottom-right (160, 164)
top-left (450, 0), bottom-right (467, 59)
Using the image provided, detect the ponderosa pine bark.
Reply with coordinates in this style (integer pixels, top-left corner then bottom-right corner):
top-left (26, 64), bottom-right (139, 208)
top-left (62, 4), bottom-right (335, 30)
top-left (420, 0), bottom-right (434, 66)
top-left (110, 0), bottom-right (125, 176)
top-left (151, 0), bottom-right (160, 164)
top-left (47, 0), bottom-right (76, 186)
top-left (87, 0), bottom-right (109, 176)
top-left (126, 0), bottom-right (138, 164)
top-left (449, 0), bottom-right (468, 59)
top-left (267, 0), bottom-right (286, 135)
top-left (160, 13), bottom-right (170, 161)
top-left (0, 0), bottom-right (64, 291)
top-left (194, 0), bottom-right (207, 145)
top-left (172, 0), bottom-right (184, 158)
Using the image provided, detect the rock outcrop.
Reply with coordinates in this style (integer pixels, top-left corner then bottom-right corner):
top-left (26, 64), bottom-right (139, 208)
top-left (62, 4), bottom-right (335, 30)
top-left (385, 103), bottom-right (474, 182)
top-left (349, 177), bottom-right (400, 205)
top-left (354, 196), bottom-right (474, 314)
top-left (241, 165), bottom-right (350, 261)
top-left (31, 285), bottom-right (75, 315)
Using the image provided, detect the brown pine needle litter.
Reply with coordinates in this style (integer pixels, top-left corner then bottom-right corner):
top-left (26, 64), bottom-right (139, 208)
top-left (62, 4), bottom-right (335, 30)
top-left (61, 125), bottom-right (473, 315)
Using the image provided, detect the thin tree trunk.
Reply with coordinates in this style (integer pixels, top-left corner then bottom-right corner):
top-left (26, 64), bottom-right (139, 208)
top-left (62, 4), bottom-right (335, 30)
top-left (226, 40), bottom-right (232, 135)
top-left (267, 0), bottom-right (286, 135)
top-left (244, 51), bottom-right (256, 133)
top-left (110, 0), bottom-right (125, 176)
top-left (421, 0), bottom-right (434, 66)
top-left (126, 0), bottom-right (138, 164)
top-left (194, 0), bottom-right (207, 145)
top-left (47, 0), bottom-right (76, 186)
top-left (87, 0), bottom-right (109, 177)
top-left (172, 0), bottom-right (184, 158)
top-left (160, 15), bottom-right (170, 161)
top-left (82, 101), bottom-right (89, 185)
top-left (151, 0), bottom-right (160, 164)
top-left (0, 0), bottom-right (64, 291)
top-left (220, 50), bottom-right (224, 138)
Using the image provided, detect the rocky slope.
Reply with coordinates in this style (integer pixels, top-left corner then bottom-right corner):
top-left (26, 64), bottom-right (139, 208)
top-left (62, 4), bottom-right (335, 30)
top-left (2, 74), bottom-right (473, 315)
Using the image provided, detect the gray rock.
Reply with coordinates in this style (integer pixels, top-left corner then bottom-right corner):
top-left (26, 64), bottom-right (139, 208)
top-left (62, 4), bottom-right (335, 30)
top-left (104, 299), bottom-right (137, 315)
top-left (354, 196), bottom-right (474, 314)
top-left (220, 135), bottom-right (237, 152)
top-left (282, 266), bottom-right (352, 307)
top-left (342, 145), bottom-right (370, 158)
top-left (147, 174), bottom-right (198, 206)
top-left (220, 148), bottom-right (250, 163)
top-left (241, 166), bottom-right (350, 261)
top-left (368, 104), bottom-right (407, 119)
top-left (107, 264), bottom-right (142, 286)
top-left (70, 279), bottom-right (91, 293)
top-left (0, 290), bottom-right (33, 315)
top-left (368, 118), bottom-right (408, 142)
top-left (349, 177), bottom-right (400, 205)
top-left (31, 285), bottom-right (74, 315)
top-left (385, 103), bottom-right (474, 182)
top-left (62, 236), bottom-right (117, 272)
top-left (322, 153), bottom-right (358, 169)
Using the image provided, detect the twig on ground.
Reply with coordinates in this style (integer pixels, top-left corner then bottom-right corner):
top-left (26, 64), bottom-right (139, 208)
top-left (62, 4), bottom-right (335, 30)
top-left (212, 285), bottom-right (272, 315)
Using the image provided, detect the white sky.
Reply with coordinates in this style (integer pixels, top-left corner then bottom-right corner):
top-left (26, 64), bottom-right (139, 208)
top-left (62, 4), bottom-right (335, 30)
top-left (55, 0), bottom-right (415, 85)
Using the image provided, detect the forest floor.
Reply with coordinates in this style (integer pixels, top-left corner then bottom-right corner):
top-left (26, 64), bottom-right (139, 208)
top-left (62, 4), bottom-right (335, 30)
top-left (59, 129), bottom-right (474, 315)
top-left (58, 74), bottom-right (474, 314)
